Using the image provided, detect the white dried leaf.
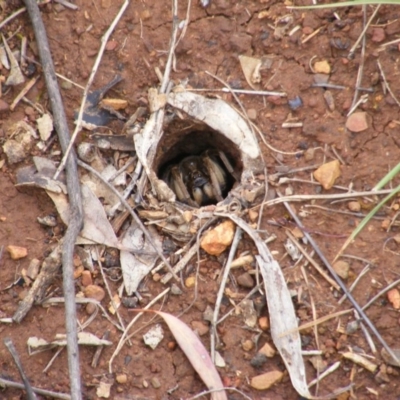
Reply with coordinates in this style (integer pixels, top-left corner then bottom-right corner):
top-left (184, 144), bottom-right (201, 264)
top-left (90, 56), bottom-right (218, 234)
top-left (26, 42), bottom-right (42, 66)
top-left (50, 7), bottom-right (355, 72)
top-left (37, 113), bottom-right (53, 141)
top-left (239, 55), bottom-right (262, 89)
top-left (284, 238), bottom-right (301, 261)
top-left (96, 381), bottom-right (112, 398)
top-left (120, 220), bottom-right (161, 295)
top-left (143, 324), bottom-right (164, 350)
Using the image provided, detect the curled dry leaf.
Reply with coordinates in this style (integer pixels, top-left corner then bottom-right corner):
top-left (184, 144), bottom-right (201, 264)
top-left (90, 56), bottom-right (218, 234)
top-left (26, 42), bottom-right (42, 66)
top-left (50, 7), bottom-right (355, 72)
top-left (215, 212), bottom-right (310, 398)
top-left (151, 310), bottom-right (227, 400)
top-left (239, 55), bottom-right (262, 89)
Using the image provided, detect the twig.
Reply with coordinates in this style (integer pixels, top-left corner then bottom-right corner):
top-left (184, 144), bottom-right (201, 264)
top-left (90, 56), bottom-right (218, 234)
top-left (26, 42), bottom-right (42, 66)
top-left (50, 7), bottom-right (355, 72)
top-left (0, 0), bottom-right (50, 30)
top-left (348, 5), bottom-right (375, 114)
top-left (286, 231), bottom-right (340, 291)
top-left (77, 160), bottom-right (179, 282)
top-left (279, 191), bottom-right (400, 365)
top-left (160, 0), bottom-right (179, 94)
top-left (348, 5), bottom-right (381, 59)
top-left (211, 227), bottom-right (241, 362)
top-left (0, 377), bottom-right (70, 400)
top-left (54, 0), bottom-right (130, 179)
top-left (377, 59), bottom-right (400, 107)
top-left (10, 75), bottom-right (40, 111)
top-left (54, 0), bottom-right (79, 10)
top-left (23, 2), bottom-right (84, 399)
top-left (188, 87), bottom-right (287, 97)
top-left (95, 247), bottom-right (127, 335)
top-left (108, 287), bottom-right (170, 372)
top-left (307, 361), bottom-right (341, 388)
top-left (4, 338), bottom-right (37, 400)
top-left (338, 264), bottom-right (370, 305)
top-left (264, 188), bottom-right (394, 207)
top-left (91, 330), bottom-right (110, 368)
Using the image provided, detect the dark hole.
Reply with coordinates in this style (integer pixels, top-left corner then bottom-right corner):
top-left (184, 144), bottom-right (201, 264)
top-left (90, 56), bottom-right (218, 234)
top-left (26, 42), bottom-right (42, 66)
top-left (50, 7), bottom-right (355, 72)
top-left (156, 130), bottom-right (242, 206)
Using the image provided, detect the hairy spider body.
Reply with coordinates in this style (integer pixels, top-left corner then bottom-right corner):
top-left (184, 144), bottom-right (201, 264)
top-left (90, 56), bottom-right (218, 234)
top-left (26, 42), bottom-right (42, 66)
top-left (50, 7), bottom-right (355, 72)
top-left (162, 150), bottom-right (234, 207)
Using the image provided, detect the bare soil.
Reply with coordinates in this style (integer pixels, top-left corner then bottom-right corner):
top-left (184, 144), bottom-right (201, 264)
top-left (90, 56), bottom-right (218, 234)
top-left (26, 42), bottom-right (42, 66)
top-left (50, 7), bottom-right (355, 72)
top-left (1, 1), bottom-right (400, 399)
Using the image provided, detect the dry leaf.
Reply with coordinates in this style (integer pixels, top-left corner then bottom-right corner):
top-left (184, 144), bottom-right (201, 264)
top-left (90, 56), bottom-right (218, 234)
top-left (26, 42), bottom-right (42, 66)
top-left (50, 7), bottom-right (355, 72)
top-left (216, 212), bottom-right (311, 398)
top-left (152, 311), bottom-right (227, 400)
top-left (239, 55), bottom-right (262, 89)
top-left (37, 113), bottom-right (53, 141)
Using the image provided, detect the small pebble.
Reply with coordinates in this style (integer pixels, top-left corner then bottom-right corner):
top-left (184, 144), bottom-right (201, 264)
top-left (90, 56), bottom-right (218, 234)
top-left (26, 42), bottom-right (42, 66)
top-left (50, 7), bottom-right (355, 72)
top-left (333, 260), bottom-right (350, 280)
top-left (191, 320), bottom-right (209, 336)
top-left (247, 108), bottom-right (257, 120)
top-left (250, 353), bottom-right (267, 368)
top-left (313, 60), bottom-right (331, 74)
top-left (371, 27), bottom-right (385, 43)
top-left (237, 272), bottom-right (254, 288)
top-left (200, 220), bottom-right (235, 256)
top-left (105, 40), bottom-right (118, 51)
top-left (81, 270), bottom-right (93, 286)
top-left (258, 316), bottom-right (269, 331)
top-left (150, 377), bottom-right (161, 389)
top-left (288, 96), bottom-right (303, 110)
top-left (348, 201), bottom-right (361, 212)
top-left (6, 245), bottom-right (28, 260)
top-left (251, 370), bottom-right (283, 390)
top-left (388, 288), bottom-right (400, 309)
top-left (170, 283), bottom-right (183, 295)
top-left (258, 342), bottom-right (276, 358)
top-left (84, 284), bottom-right (105, 302)
top-left (346, 112), bottom-right (369, 133)
top-left (242, 339), bottom-right (254, 351)
top-left (313, 160), bottom-right (341, 190)
top-left (116, 374), bottom-right (127, 384)
top-left (185, 276), bottom-right (196, 288)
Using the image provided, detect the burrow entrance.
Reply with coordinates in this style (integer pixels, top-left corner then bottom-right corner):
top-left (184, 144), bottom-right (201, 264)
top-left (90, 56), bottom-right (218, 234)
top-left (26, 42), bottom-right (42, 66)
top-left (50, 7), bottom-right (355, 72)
top-left (155, 121), bottom-right (243, 206)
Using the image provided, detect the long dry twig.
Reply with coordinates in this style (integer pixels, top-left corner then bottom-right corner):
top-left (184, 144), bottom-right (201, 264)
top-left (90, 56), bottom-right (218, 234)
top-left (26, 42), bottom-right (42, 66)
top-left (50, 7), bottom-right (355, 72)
top-left (54, 0), bottom-right (130, 179)
top-left (0, 377), bottom-right (70, 400)
top-left (23, 1), bottom-right (84, 398)
top-left (279, 192), bottom-right (400, 365)
top-left (211, 227), bottom-right (241, 362)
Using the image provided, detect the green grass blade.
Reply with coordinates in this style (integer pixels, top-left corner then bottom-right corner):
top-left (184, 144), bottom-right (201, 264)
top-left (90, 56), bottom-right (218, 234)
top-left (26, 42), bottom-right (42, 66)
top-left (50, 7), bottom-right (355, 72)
top-left (373, 161), bottom-right (400, 191)
top-left (334, 184), bottom-right (400, 262)
top-left (289, 0), bottom-right (400, 9)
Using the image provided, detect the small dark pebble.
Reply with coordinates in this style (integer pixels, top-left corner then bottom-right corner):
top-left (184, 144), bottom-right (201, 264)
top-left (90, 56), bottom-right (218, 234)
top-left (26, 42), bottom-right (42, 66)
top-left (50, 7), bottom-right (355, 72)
top-left (288, 96), bottom-right (303, 110)
top-left (301, 335), bottom-right (312, 346)
top-left (297, 141), bottom-right (308, 150)
top-left (124, 355), bottom-right (132, 365)
top-left (250, 353), bottom-right (267, 368)
top-left (122, 297), bottom-right (139, 308)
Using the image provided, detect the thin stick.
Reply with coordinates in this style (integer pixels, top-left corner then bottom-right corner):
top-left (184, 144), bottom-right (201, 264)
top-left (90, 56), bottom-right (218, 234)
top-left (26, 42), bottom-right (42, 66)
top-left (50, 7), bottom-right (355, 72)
top-left (10, 75), bottom-right (40, 111)
top-left (338, 264), bottom-right (370, 305)
top-left (54, 0), bottom-right (130, 179)
top-left (0, 377), bottom-right (70, 400)
top-left (211, 227), bottom-right (241, 362)
top-left (160, 0), bottom-right (179, 94)
top-left (95, 247), bottom-right (127, 335)
top-left (0, 0), bottom-right (50, 30)
top-left (308, 361), bottom-right (341, 388)
top-left (264, 188), bottom-right (394, 207)
top-left (77, 160), bottom-right (179, 282)
top-left (4, 338), bottom-right (37, 400)
top-left (23, 1), bottom-right (84, 398)
top-left (377, 59), bottom-right (400, 107)
top-left (279, 192), bottom-right (400, 365)
top-left (348, 5), bottom-right (381, 59)
top-left (286, 230), bottom-right (340, 291)
top-left (108, 287), bottom-right (170, 372)
top-left (188, 87), bottom-right (287, 97)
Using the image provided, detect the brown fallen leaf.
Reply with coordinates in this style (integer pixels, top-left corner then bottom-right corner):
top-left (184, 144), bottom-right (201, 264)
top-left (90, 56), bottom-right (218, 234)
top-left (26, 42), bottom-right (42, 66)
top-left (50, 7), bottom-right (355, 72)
top-left (151, 310), bottom-right (227, 400)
